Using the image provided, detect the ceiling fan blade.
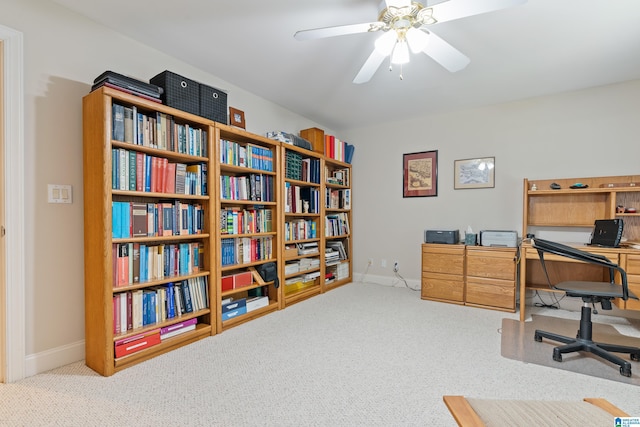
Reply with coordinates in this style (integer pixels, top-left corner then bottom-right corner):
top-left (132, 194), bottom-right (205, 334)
top-left (294, 22), bottom-right (380, 41)
top-left (353, 49), bottom-right (387, 84)
top-left (422, 31), bottom-right (470, 72)
top-left (431, 0), bottom-right (526, 24)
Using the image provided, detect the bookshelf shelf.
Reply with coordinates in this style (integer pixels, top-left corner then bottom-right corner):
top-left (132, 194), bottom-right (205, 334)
top-left (83, 86), bottom-right (216, 376)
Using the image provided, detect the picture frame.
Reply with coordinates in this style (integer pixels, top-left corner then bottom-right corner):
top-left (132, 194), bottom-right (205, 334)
top-left (229, 107), bottom-right (246, 129)
top-left (454, 157), bottom-right (495, 189)
top-left (403, 150), bottom-right (438, 197)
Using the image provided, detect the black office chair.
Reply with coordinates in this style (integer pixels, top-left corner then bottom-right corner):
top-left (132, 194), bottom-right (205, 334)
top-left (531, 238), bottom-right (640, 377)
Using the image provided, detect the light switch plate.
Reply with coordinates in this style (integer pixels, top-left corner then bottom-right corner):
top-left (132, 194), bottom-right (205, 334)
top-left (48, 184), bottom-right (72, 204)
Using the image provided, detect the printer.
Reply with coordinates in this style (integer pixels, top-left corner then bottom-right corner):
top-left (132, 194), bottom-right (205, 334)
top-left (479, 230), bottom-right (518, 247)
top-left (425, 230), bottom-right (460, 244)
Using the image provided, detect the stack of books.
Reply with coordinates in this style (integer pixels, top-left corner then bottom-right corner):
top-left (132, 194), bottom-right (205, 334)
top-left (92, 70), bottom-right (164, 103)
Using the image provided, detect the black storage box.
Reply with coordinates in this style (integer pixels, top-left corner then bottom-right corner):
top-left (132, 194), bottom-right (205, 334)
top-left (199, 83), bottom-right (227, 124)
top-left (150, 70), bottom-right (200, 116)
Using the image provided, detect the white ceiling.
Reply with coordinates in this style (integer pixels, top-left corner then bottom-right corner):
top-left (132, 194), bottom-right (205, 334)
top-left (52, 0), bottom-right (640, 131)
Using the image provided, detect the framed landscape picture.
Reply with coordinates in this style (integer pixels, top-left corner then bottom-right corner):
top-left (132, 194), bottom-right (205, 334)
top-left (403, 150), bottom-right (438, 197)
top-left (454, 157), bottom-right (495, 189)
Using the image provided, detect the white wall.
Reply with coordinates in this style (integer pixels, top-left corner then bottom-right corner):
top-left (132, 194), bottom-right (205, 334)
top-left (344, 80), bottom-right (640, 286)
top-left (0, 0), bottom-right (328, 376)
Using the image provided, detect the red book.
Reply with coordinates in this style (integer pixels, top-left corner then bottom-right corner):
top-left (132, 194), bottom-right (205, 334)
top-left (165, 163), bottom-right (176, 194)
top-left (159, 157), bottom-right (168, 193)
top-left (136, 152), bottom-right (144, 191)
top-left (151, 157), bottom-right (159, 193)
top-left (114, 330), bottom-right (161, 358)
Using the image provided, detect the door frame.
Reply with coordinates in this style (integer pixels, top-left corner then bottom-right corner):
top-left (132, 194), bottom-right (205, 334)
top-left (0, 24), bottom-right (26, 383)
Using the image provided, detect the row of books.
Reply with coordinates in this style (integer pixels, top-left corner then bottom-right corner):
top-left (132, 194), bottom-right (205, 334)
top-left (326, 167), bottom-right (350, 187)
top-left (114, 317), bottom-right (199, 359)
top-left (112, 276), bottom-right (208, 336)
top-left (285, 257), bottom-right (320, 275)
top-left (327, 261), bottom-right (350, 281)
top-left (325, 213), bottom-right (350, 237)
top-left (284, 152), bottom-right (321, 184)
top-left (220, 207), bottom-right (273, 235)
top-left (221, 236), bottom-right (274, 266)
top-left (326, 188), bottom-right (351, 210)
top-left (112, 201), bottom-right (204, 239)
top-left (220, 173), bottom-right (274, 202)
top-left (113, 241), bottom-right (204, 286)
top-left (284, 184), bottom-right (321, 214)
top-left (324, 134), bottom-right (355, 164)
top-left (284, 219), bottom-right (317, 241)
top-left (219, 139), bottom-right (274, 172)
top-left (326, 240), bottom-right (348, 262)
top-left (112, 103), bottom-right (208, 157)
top-left (112, 147), bottom-right (207, 196)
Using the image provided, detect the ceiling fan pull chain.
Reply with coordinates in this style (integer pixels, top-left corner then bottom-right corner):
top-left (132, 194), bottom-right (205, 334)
top-left (399, 63), bottom-right (404, 80)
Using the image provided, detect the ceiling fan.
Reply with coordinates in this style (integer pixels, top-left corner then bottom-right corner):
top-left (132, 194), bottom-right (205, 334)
top-left (294, 0), bottom-right (526, 83)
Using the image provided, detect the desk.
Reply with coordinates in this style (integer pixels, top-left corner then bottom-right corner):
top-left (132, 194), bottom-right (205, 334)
top-left (518, 241), bottom-right (640, 321)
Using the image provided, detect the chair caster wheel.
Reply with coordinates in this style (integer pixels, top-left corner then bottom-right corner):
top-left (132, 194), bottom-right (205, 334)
top-left (620, 366), bottom-right (632, 377)
top-left (553, 349), bottom-right (562, 362)
top-left (631, 353), bottom-right (640, 362)
top-left (534, 333), bottom-right (542, 342)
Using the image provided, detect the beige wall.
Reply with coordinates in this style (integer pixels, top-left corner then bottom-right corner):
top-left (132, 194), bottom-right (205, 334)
top-left (344, 80), bottom-right (640, 285)
top-left (2, 0), bottom-right (639, 375)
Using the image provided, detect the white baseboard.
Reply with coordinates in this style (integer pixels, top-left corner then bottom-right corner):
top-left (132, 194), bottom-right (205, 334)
top-left (353, 273), bottom-right (421, 291)
top-left (25, 340), bottom-right (84, 378)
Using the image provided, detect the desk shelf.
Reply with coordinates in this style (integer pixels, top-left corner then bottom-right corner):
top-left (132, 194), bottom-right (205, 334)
top-left (520, 175), bottom-right (640, 321)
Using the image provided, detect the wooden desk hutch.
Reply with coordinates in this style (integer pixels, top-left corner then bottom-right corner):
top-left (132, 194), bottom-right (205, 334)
top-left (519, 175), bottom-right (640, 321)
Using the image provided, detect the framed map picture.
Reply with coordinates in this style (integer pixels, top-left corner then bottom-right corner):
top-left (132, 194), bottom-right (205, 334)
top-left (403, 150), bottom-right (438, 197)
top-left (454, 157), bottom-right (495, 189)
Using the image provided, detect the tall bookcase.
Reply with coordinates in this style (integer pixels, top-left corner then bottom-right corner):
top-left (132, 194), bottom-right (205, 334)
top-left (281, 145), bottom-right (324, 306)
top-left (83, 88), bottom-right (355, 375)
top-left (215, 124), bottom-right (281, 331)
top-left (322, 155), bottom-right (352, 289)
top-left (83, 86), bottom-right (215, 376)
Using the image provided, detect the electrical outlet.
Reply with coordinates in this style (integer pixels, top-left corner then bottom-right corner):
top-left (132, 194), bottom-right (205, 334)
top-left (367, 258), bottom-right (373, 266)
top-left (381, 259), bottom-right (387, 268)
top-left (393, 261), bottom-right (399, 272)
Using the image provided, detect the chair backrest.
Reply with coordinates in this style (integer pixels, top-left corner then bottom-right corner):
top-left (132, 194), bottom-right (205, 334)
top-left (531, 238), bottom-right (631, 300)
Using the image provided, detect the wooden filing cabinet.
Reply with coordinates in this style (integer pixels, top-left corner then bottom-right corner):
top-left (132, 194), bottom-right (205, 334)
top-left (421, 244), bottom-right (465, 304)
top-left (421, 244), bottom-right (517, 312)
top-left (465, 246), bottom-right (517, 312)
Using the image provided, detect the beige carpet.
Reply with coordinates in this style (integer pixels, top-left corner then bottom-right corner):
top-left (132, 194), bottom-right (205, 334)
top-left (501, 313), bottom-right (640, 385)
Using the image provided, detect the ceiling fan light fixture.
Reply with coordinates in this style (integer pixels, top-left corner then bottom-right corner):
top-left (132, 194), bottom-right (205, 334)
top-left (374, 30), bottom-right (398, 55)
top-left (391, 39), bottom-right (410, 64)
top-left (406, 27), bottom-right (429, 53)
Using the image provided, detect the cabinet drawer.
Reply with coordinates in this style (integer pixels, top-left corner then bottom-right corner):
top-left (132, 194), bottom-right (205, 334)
top-left (421, 272), bottom-right (464, 302)
top-left (422, 246), bottom-right (464, 275)
top-left (466, 277), bottom-right (515, 310)
top-left (466, 250), bottom-right (516, 281)
top-left (625, 255), bottom-right (640, 275)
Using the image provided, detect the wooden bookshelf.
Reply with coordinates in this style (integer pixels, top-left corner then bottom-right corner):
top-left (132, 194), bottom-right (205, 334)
top-left (215, 123), bottom-right (281, 331)
top-left (83, 86), bottom-right (215, 376)
top-left (83, 89), bottom-right (356, 375)
top-left (281, 144), bottom-right (323, 305)
top-left (323, 156), bottom-right (353, 291)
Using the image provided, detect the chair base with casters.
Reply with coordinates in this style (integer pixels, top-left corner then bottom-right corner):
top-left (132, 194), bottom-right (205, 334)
top-left (534, 297), bottom-right (640, 377)
top-left (530, 238), bottom-right (640, 377)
